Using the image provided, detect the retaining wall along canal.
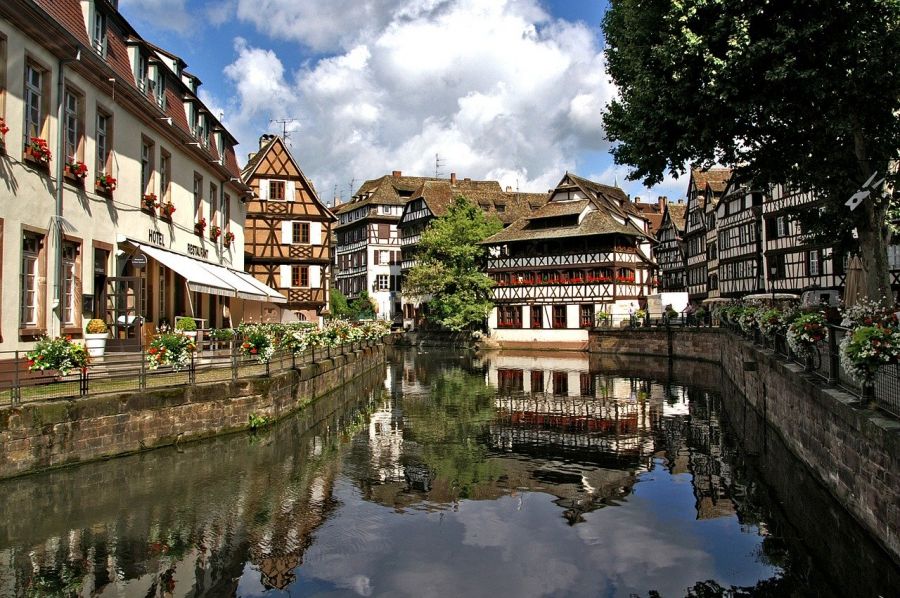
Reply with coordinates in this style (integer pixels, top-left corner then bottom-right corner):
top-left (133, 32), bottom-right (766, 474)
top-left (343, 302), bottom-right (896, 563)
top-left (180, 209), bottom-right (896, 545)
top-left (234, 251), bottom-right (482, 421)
top-left (0, 344), bottom-right (384, 479)
top-left (590, 328), bottom-right (900, 564)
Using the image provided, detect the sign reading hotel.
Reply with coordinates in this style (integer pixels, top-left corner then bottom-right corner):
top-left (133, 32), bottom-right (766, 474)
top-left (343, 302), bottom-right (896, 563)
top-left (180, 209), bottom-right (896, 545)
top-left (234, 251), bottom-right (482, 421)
top-left (148, 229), bottom-right (165, 247)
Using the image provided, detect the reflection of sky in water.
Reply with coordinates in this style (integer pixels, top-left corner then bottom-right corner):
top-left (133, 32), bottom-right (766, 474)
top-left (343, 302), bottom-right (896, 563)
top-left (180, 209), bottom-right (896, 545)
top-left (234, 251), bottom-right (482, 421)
top-left (273, 464), bottom-right (775, 597)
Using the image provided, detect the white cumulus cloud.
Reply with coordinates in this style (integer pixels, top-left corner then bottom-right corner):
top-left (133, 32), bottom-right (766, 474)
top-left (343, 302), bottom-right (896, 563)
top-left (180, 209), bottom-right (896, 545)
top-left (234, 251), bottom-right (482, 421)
top-left (216, 0), bottom-right (619, 203)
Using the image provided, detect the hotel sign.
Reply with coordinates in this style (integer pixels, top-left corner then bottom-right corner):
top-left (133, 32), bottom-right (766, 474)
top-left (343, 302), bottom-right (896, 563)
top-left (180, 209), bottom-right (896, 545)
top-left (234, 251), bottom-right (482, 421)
top-left (148, 229), bottom-right (165, 247)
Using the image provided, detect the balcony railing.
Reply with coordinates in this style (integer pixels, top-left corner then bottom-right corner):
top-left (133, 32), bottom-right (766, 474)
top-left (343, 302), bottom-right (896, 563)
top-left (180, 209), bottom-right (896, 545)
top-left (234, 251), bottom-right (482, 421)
top-left (492, 282), bottom-right (645, 301)
top-left (488, 251), bottom-right (643, 270)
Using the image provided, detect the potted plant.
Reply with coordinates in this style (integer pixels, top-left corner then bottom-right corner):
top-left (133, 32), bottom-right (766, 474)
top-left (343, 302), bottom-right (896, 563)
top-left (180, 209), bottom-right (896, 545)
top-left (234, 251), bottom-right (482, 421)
top-left (175, 316), bottom-right (198, 340)
top-left (161, 201), bottom-right (176, 219)
top-left (239, 325), bottom-right (275, 363)
top-left (25, 137), bottom-right (51, 164)
top-left (208, 327), bottom-right (235, 352)
top-left (839, 323), bottom-right (900, 389)
top-left (223, 230), bottom-right (235, 248)
top-left (0, 117), bottom-right (8, 155)
top-left (143, 193), bottom-right (159, 213)
top-left (84, 319), bottom-right (109, 357)
top-left (147, 330), bottom-right (196, 371)
top-left (26, 336), bottom-right (89, 377)
top-left (786, 311), bottom-right (827, 359)
top-left (96, 173), bottom-right (117, 195)
top-left (65, 160), bottom-right (88, 182)
top-left (595, 311), bottom-right (611, 327)
top-left (195, 217), bottom-right (207, 235)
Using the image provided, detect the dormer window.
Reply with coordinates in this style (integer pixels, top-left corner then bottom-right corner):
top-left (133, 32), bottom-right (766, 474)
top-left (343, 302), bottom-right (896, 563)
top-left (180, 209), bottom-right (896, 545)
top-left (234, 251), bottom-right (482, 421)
top-left (149, 65), bottom-right (166, 109)
top-left (136, 53), bottom-right (149, 92)
top-left (92, 9), bottom-right (107, 57)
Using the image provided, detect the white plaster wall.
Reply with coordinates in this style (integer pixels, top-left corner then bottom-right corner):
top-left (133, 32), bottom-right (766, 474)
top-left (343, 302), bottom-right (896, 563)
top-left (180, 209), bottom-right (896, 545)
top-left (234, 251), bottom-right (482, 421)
top-left (490, 328), bottom-right (588, 344)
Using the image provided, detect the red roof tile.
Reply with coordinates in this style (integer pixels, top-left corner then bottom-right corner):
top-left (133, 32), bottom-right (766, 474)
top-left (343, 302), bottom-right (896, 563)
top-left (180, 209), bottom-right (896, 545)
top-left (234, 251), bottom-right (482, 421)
top-left (33, 0), bottom-right (89, 47)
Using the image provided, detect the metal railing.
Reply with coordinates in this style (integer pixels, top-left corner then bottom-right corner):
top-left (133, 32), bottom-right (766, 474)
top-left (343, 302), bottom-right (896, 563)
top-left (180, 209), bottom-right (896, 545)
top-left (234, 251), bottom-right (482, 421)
top-left (0, 335), bottom-right (382, 407)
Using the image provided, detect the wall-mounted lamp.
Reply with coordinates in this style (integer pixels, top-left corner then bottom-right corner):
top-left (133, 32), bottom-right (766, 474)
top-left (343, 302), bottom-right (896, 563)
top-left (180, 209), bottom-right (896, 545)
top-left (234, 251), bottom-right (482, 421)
top-left (157, 116), bottom-right (172, 125)
top-left (185, 141), bottom-right (201, 147)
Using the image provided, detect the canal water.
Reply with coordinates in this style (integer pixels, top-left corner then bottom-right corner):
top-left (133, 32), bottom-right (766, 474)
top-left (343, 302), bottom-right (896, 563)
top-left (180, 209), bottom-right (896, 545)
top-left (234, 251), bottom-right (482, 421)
top-left (0, 349), bottom-right (897, 597)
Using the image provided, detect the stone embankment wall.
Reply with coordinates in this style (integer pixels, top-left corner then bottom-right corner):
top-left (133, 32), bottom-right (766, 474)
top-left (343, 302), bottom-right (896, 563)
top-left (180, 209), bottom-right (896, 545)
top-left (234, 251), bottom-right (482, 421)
top-left (591, 328), bottom-right (900, 564)
top-left (0, 344), bottom-right (384, 479)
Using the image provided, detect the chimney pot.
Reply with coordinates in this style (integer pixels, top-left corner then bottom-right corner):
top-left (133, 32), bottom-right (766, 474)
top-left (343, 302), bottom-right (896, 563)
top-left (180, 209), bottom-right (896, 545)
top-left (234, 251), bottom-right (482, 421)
top-left (450, 172), bottom-right (457, 185)
top-left (392, 170), bottom-right (402, 178)
top-left (464, 177), bottom-right (471, 182)
top-left (259, 133), bottom-right (275, 149)
top-left (506, 186), bottom-right (512, 192)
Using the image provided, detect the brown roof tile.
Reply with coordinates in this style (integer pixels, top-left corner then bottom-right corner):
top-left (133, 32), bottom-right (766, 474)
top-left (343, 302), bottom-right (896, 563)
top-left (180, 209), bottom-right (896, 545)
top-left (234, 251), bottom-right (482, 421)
top-left (691, 167), bottom-right (732, 194)
top-left (33, 0), bottom-right (89, 47)
top-left (483, 209), bottom-right (644, 244)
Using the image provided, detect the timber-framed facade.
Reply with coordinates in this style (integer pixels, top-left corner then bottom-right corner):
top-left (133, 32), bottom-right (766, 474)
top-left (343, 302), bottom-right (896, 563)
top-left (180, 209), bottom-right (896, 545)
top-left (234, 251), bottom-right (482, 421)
top-left (655, 200), bottom-right (688, 291)
top-left (482, 173), bottom-right (655, 350)
top-left (242, 135), bottom-right (335, 322)
top-left (683, 168), bottom-right (731, 303)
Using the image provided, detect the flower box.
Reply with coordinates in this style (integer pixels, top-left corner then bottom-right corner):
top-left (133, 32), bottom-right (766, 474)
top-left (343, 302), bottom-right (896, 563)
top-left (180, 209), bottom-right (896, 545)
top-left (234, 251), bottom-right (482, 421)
top-left (0, 117), bottom-right (8, 155)
top-left (195, 217), bottom-right (207, 236)
top-left (223, 231), bottom-right (235, 248)
top-left (96, 174), bottom-right (117, 196)
top-left (209, 225), bottom-right (222, 241)
top-left (161, 201), bottom-right (176, 220)
top-left (143, 193), bottom-right (159, 214)
top-left (24, 138), bottom-right (52, 166)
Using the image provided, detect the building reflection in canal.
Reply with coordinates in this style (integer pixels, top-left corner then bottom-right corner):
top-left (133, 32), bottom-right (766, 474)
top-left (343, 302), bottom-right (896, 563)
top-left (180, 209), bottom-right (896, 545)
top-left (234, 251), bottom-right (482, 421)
top-left (1, 349), bottom-right (898, 596)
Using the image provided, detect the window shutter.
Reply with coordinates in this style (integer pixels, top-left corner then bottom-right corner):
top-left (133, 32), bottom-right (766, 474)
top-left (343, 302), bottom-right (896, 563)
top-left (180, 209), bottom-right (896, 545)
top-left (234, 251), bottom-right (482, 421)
top-left (286, 180), bottom-right (296, 202)
top-left (279, 264), bottom-right (290, 288)
top-left (258, 179), bottom-right (269, 200)
top-left (310, 266), bottom-right (321, 288)
top-left (310, 222), bottom-right (322, 245)
top-left (281, 221), bottom-right (292, 244)
top-left (373, 251), bottom-right (380, 265)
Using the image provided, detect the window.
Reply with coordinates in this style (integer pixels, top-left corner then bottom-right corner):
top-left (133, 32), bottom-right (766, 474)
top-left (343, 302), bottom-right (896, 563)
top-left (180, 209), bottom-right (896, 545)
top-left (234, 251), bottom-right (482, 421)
top-left (158, 264), bottom-right (167, 323)
top-left (531, 306), bottom-right (543, 329)
top-left (530, 370), bottom-right (544, 393)
top-left (552, 305), bottom-right (567, 329)
top-left (579, 304), bottom-right (595, 328)
top-left (64, 89), bottom-right (81, 162)
top-left (61, 242), bottom-right (78, 326)
top-left (769, 254), bottom-right (786, 279)
top-left (209, 183), bottom-right (218, 223)
top-left (776, 216), bottom-right (788, 238)
top-left (193, 174), bottom-right (203, 219)
top-left (223, 193), bottom-right (231, 230)
top-left (552, 371), bottom-right (568, 396)
top-left (580, 373), bottom-right (595, 397)
top-left (136, 53), bottom-right (149, 92)
top-left (24, 63), bottom-right (44, 139)
top-left (92, 8), bottom-right (107, 56)
top-left (498, 305), bottom-right (522, 328)
top-left (378, 223), bottom-right (390, 239)
top-left (141, 139), bottom-right (154, 195)
top-left (20, 233), bottom-right (42, 328)
top-left (96, 109), bottom-right (111, 174)
top-left (159, 150), bottom-right (171, 201)
top-left (809, 249), bottom-right (821, 276)
top-left (375, 274), bottom-right (390, 291)
top-left (291, 265), bottom-right (309, 288)
top-left (269, 180), bottom-right (285, 200)
top-left (497, 369), bottom-right (524, 394)
top-left (151, 66), bottom-right (166, 109)
top-left (292, 222), bottom-right (310, 244)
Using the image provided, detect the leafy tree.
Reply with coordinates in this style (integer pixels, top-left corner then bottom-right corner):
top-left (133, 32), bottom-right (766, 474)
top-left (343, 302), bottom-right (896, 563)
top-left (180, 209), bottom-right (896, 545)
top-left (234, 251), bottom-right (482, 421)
top-left (603, 0), bottom-right (900, 304)
top-left (328, 288), bottom-right (352, 320)
top-left (350, 290), bottom-right (377, 320)
top-left (403, 195), bottom-right (503, 330)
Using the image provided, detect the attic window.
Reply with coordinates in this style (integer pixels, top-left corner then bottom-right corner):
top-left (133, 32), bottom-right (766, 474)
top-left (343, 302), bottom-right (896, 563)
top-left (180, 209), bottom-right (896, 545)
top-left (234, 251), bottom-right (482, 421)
top-left (92, 9), bottom-right (107, 57)
top-left (528, 215), bottom-right (578, 229)
top-left (398, 190), bottom-right (413, 197)
top-left (496, 205), bottom-right (505, 212)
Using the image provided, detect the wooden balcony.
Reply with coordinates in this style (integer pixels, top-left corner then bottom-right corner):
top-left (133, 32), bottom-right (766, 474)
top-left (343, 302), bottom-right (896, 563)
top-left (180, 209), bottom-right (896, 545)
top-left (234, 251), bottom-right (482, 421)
top-left (286, 288), bottom-right (326, 306)
top-left (488, 251), bottom-right (643, 271)
top-left (492, 282), bottom-right (646, 302)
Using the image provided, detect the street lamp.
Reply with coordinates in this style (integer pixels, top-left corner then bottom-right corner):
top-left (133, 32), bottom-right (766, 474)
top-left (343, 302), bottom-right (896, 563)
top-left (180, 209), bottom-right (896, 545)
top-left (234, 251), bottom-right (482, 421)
top-left (770, 264), bottom-right (778, 303)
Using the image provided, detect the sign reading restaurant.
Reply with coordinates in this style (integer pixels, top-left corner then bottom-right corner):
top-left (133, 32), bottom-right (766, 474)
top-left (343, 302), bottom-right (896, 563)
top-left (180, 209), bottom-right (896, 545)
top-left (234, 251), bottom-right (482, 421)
top-left (187, 243), bottom-right (209, 259)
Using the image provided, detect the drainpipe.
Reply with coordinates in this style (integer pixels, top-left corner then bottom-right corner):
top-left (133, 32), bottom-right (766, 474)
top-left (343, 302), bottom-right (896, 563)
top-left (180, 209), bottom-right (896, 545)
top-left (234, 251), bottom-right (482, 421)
top-left (51, 51), bottom-right (80, 337)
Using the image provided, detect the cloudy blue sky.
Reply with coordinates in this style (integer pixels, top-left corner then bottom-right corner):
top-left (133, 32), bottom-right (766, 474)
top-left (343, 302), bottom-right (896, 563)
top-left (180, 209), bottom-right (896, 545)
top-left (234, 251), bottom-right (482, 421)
top-left (119, 0), bottom-right (686, 205)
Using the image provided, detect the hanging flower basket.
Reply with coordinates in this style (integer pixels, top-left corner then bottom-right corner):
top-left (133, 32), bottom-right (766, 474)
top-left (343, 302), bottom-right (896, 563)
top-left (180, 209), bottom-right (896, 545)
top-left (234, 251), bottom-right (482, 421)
top-left (839, 324), bottom-right (900, 386)
top-left (147, 330), bottom-right (196, 371)
top-left (223, 230), bottom-right (235, 248)
top-left (786, 312), bottom-right (827, 358)
top-left (26, 336), bottom-right (89, 376)
top-left (210, 225), bottom-right (222, 241)
top-left (195, 217), bottom-right (207, 235)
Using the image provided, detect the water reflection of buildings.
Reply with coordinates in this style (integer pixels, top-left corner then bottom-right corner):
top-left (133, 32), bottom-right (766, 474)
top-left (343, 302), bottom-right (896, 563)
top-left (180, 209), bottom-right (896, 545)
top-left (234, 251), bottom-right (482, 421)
top-left (0, 370), bottom-right (386, 597)
top-left (354, 350), bottom-right (744, 526)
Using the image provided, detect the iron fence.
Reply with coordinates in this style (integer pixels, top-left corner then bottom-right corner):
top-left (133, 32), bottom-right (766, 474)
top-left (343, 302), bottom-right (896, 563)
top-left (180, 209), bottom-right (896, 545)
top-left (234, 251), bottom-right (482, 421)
top-left (0, 335), bottom-right (380, 407)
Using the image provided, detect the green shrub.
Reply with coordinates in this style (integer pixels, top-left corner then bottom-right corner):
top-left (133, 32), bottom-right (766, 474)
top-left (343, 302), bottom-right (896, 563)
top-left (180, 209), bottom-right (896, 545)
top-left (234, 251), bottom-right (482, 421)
top-left (175, 317), bottom-right (197, 332)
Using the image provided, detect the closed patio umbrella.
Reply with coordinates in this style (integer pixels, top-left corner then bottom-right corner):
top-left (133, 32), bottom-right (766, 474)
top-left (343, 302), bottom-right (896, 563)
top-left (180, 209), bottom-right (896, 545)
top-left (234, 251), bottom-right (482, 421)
top-left (843, 255), bottom-right (864, 308)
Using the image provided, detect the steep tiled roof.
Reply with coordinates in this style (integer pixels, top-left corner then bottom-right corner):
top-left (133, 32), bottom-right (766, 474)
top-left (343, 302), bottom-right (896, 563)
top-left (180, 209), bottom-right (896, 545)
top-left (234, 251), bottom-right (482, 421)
top-left (335, 175), bottom-right (444, 214)
top-left (414, 180), bottom-right (547, 225)
top-left (666, 203), bottom-right (688, 232)
top-left (525, 199), bottom-right (590, 219)
top-left (483, 209), bottom-right (644, 244)
top-left (33, 0), bottom-right (89, 47)
top-left (692, 168), bottom-right (732, 194)
top-left (241, 136), bottom-right (277, 178)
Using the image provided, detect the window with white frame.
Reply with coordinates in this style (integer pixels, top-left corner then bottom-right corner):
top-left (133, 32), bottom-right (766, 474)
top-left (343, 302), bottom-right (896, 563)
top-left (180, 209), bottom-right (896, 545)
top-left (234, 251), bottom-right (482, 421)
top-left (24, 63), bottom-right (43, 140)
top-left (96, 109), bottom-right (111, 174)
top-left (809, 249), bottom-right (820, 276)
top-left (160, 149), bottom-right (171, 201)
top-left (64, 89), bottom-right (80, 162)
top-left (193, 174), bottom-right (203, 219)
top-left (20, 233), bottom-right (41, 327)
top-left (141, 138), bottom-right (154, 195)
top-left (776, 216), bottom-right (788, 237)
top-left (136, 53), bottom-right (149, 92)
top-left (376, 274), bottom-right (389, 291)
top-left (62, 242), bottom-right (78, 326)
top-left (92, 8), bottom-right (107, 56)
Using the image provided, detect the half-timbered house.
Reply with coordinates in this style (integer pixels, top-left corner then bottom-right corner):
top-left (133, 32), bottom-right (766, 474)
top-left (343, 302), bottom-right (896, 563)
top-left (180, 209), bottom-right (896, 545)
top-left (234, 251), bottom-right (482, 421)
top-left (242, 135), bottom-right (335, 322)
top-left (333, 171), bottom-right (428, 320)
top-left (716, 181), bottom-right (765, 298)
top-left (682, 168), bottom-right (731, 303)
top-left (654, 200), bottom-right (688, 291)
top-left (396, 175), bottom-right (547, 327)
top-left (762, 186), bottom-right (843, 295)
top-left (481, 173), bottom-right (655, 350)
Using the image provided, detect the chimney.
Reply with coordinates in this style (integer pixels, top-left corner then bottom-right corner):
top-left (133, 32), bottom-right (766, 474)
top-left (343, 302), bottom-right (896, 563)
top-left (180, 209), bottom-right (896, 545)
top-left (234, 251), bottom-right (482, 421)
top-left (392, 170), bottom-right (402, 178)
top-left (659, 196), bottom-right (667, 211)
top-left (506, 186), bottom-right (512, 192)
top-left (259, 133), bottom-right (275, 149)
top-left (247, 152), bottom-right (256, 163)
top-left (450, 172), bottom-right (457, 185)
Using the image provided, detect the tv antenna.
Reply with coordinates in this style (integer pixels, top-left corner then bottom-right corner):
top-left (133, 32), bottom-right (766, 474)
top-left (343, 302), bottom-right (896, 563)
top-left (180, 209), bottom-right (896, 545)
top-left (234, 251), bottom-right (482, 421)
top-left (270, 118), bottom-right (297, 144)
top-left (435, 153), bottom-right (445, 178)
top-left (347, 177), bottom-right (356, 199)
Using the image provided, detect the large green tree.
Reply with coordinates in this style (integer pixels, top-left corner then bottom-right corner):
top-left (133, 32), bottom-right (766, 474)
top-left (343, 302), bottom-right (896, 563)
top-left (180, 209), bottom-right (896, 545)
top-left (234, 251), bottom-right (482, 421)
top-left (403, 196), bottom-right (503, 331)
top-left (603, 0), bottom-right (900, 303)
